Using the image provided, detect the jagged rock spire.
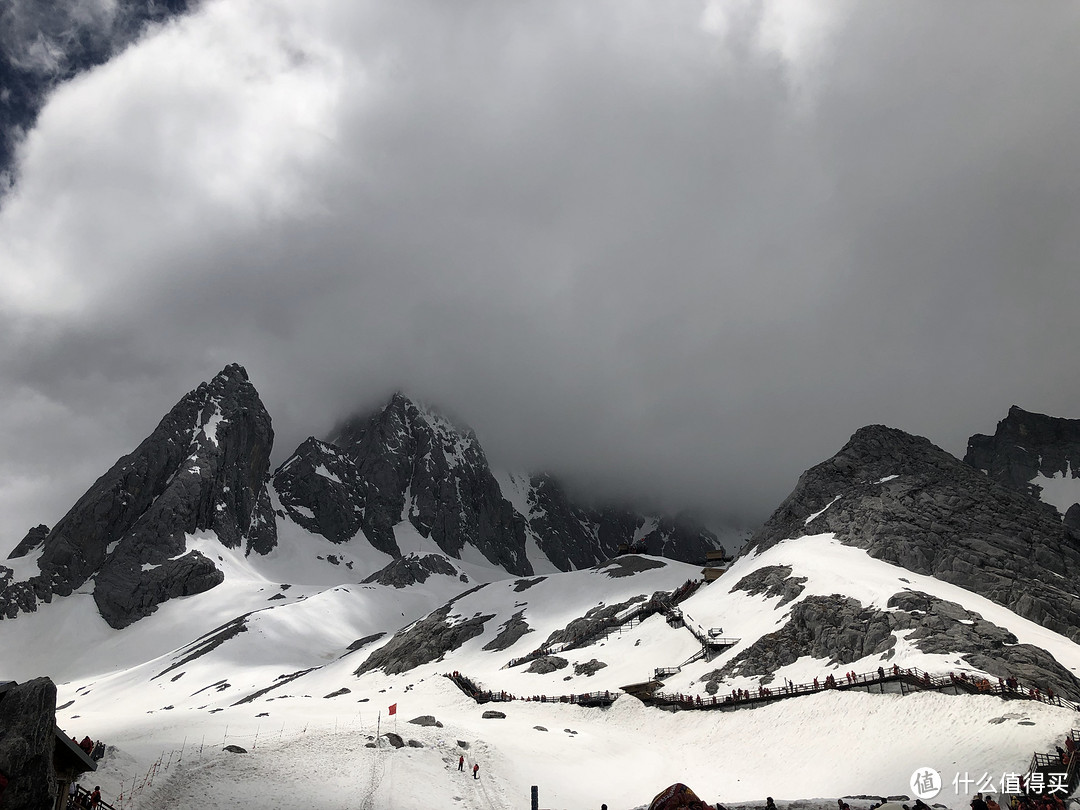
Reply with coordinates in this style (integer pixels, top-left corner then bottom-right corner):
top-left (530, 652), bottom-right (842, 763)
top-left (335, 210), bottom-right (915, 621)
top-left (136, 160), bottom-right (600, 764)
top-left (1, 364), bottom-right (277, 628)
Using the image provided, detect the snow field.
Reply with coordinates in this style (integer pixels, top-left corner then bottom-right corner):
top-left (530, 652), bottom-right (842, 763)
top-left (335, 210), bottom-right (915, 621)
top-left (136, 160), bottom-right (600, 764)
top-left (66, 673), bottom-right (1080, 810)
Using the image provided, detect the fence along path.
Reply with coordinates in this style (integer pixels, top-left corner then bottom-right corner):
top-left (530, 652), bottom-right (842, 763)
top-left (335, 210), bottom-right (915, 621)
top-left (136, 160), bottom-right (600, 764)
top-left (448, 665), bottom-right (1080, 718)
top-left (445, 671), bottom-right (616, 707)
top-left (649, 665), bottom-right (1080, 712)
top-left (88, 714), bottom-right (374, 809)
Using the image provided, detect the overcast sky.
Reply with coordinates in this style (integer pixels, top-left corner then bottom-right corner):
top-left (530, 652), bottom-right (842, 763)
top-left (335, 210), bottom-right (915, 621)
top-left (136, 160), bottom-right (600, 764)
top-left (2, 0), bottom-right (1079, 554)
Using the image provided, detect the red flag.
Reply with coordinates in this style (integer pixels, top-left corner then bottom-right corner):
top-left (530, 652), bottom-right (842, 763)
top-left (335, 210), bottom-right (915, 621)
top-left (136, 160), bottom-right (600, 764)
top-left (388, 703), bottom-right (397, 716)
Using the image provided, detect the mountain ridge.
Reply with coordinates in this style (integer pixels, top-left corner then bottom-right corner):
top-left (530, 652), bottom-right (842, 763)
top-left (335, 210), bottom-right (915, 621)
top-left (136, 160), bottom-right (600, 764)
top-left (1, 364), bottom-right (721, 630)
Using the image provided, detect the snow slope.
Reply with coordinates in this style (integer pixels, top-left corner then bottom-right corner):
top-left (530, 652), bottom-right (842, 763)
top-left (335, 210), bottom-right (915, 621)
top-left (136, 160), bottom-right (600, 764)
top-left (8, 533), bottom-right (1080, 809)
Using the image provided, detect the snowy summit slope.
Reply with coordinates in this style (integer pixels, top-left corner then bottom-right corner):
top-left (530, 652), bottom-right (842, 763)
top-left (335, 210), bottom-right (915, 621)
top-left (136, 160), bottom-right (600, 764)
top-left (24, 536), bottom-right (1080, 810)
top-left (5, 379), bottom-right (1080, 809)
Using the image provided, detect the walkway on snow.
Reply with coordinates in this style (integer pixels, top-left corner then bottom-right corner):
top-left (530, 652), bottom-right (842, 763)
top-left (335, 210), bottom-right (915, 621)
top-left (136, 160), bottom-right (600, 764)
top-left (448, 665), bottom-right (1080, 717)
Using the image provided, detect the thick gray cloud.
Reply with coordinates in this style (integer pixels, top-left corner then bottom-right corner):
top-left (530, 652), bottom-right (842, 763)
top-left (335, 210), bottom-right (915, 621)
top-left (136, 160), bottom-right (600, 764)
top-left (2, 0), bottom-right (1079, 552)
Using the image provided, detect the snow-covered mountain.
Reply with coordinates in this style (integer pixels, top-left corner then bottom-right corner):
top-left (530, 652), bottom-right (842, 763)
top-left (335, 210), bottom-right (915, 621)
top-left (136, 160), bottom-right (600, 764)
top-left (2, 363), bottom-right (277, 629)
top-left (0, 365), bottom-right (719, 633)
top-left (5, 372), bottom-right (1080, 809)
top-left (273, 391), bottom-right (720, 577)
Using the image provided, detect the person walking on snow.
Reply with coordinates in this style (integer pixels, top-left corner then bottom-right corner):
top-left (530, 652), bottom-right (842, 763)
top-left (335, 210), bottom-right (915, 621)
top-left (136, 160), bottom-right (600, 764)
top-left (473, 763), bottom-right (480, 780)
top-left (458, 755), bottom-right (464, 771)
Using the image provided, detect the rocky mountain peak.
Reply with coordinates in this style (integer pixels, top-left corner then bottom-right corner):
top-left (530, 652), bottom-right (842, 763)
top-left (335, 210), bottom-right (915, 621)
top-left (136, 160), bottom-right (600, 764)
top-left (964, 406), bottom-right (1080, 514)
top-left (822, 424), bottom-right (953, 482)
top-left (7, 525), bottom-right (49, 560)
top-left (276, 392), bottom-right (530, 574)
top-left (745, 422), bottom-right (1080, 643)
top-left (0, 364), bottom-right (277, 628)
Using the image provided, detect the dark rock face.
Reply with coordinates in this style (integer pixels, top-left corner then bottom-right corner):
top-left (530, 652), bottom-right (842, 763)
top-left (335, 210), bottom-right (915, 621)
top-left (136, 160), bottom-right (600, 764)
top-left (7, 525), bottom-right (49, 560)
top-left (0, 364), bottom-right (277, 629)
top-left (574, 659), bottom-right (607, 677)
top-left (965, 406), bottom-right (1080, 512)
top-left (526, 475), bottom-right (718, 570)
top-left (745, 424), bottom-right (1080, 643)
top-left (0, 677), bottom-right (58, 810)
top-left (512, 577), bottom-right (546, 592)
top-left (275, 394), bottom-right (532, 574)
top-left (542, 596), bottom-right (645, 648)
top-left (274, 393), bottom-right (720, 574)
top-left (1066, 504), bottom-right (1080, 533)
top-left (706, 595), bottom-right (894, 687)
top-left (732, 566), bottom-right (806, 607)
top-left (526, 655), bottom-right (568, 674)
top-left (355, 598), bottom-right (495, 676)
top-left (482, 610), bottom-right (532, 652)
top-left (886, 592), bottom-right (1080, 696)
top-left (361, 554), bottom-right (463, 589)
top-left (345, 633), bottom-right (385, 653)
top-left (702, 591), bottom-right (1080, 698)
top-left (271, 438), bottom-right (367, 546)
top-left (407, 715), bottom-right (442, 727)
top-left (597, 556), bottom-right (668, 578)
top-left (481, 710), bottom-right (506, 719)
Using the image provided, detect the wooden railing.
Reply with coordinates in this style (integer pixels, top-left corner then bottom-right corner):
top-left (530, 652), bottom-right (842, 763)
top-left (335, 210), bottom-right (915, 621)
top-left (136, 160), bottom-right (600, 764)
top-left (648, 666), bottom-right (1080, 713)
top-left (69, 785), bottom-right (117, 810)
top-left (445, 672), bottom-right (616, 707)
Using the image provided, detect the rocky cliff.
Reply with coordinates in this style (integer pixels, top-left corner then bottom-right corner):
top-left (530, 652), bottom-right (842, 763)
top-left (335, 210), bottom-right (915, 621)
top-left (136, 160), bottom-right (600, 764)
top-left (744, 424), bottom-right (1080, 643)
top-left (526, 474), bottom-right (717, 570)
top-left (274, 394), bottom-right (532, 574)
top-left (965, 405), bottom-right (1080, 522)
top-left (273, 394), bottom-right (720, 575)
top-left (0, 678), bottom-right (60, 810)
top-left (0, 364), bottom-right (276, 628)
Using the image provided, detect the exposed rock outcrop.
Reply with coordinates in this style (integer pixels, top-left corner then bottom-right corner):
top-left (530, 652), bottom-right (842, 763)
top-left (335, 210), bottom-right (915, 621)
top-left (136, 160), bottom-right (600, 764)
top-left (702, 591), bottom-right (1080, 698)
top-left (275, 394), bottom-right (532, 574)
top-left (574, 659), bottom-right (608, 677)
top-left (542, 596), bottom-right (646, 648)
top-left (744, 425), bottom-right (1080, 642)
top-left (273, 393), bottom-right (720, 575)
top-left (965, 405), bottom-right (1080, 512)
top-left (272, 438), bottom-right (366, 545)
top-left (732, 566), bottom-right (806, 607)
top-left (355, 588), bottom-right (495, 676)
top-left (361, 554), bottom-right (465, 588)
top-left (527, 475), bottom-right (717, 571)
top-left (0, 678), bottom-right (59, 810)
top-left (482, 610), bottom-right (533, 651)
top-left (7, 525), bottom-right (49, 560)
top-left (526, 655), bottom-right (568, 674)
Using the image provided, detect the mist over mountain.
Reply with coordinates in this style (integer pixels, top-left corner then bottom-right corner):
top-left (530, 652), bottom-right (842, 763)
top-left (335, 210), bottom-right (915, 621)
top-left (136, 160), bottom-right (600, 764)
top-left (1, 365), bottom-right (722, 629)
top-left (4, 388), bottom-right (1080, 807)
